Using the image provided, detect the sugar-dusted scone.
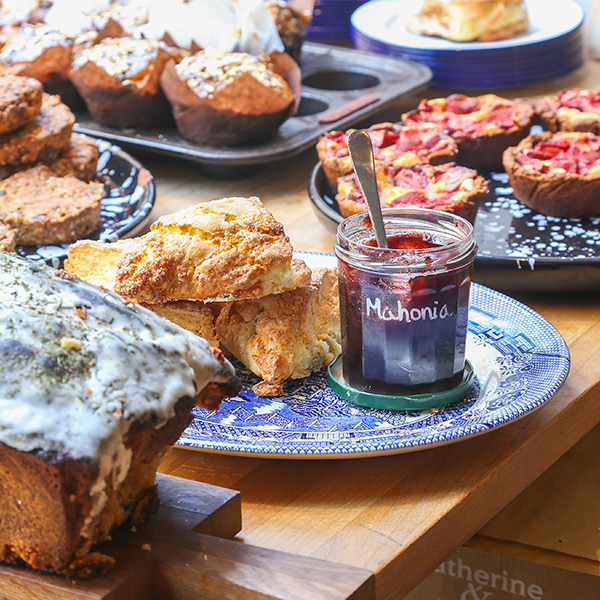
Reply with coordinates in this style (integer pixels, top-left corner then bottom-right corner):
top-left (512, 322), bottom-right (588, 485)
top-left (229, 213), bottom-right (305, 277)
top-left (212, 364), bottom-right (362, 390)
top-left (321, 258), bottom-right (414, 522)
top-left (215, 267), bottom-right (341, 397)
top-left (64, 238), bottom-right (219, 346)
top-left (114, 196), bottom-right (312, 304)
top-left (406, 0), bottom-right (529, 42)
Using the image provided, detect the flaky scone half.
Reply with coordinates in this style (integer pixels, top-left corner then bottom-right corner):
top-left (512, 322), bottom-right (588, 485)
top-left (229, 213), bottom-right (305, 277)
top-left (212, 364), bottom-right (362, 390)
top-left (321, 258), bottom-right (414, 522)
top-left (215, 267), bottom-right (341, 397)
top-left (113, 196), bottom-right (311, 304)
top-left (64, 237), bottom-right (220, 347)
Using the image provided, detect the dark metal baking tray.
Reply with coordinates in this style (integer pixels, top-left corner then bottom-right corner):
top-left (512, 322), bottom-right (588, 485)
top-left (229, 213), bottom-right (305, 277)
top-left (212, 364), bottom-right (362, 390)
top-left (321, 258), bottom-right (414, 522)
top-left (73, 42), bottom-right (431, 176)
top-left (308, 161), bottom-right (600, 293)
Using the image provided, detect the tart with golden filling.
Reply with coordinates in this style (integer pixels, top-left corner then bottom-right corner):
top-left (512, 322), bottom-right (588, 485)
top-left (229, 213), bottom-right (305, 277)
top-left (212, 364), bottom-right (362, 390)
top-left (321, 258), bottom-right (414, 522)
top-left (537, 88), bottom-right (600, 135)
top-left (402, 93), bottom-right (534, 170)
top-left (316, 122), bottom-right (457, 188)
top-left (335, 161), bottom-right (487, 223)
top-left (503, 131), bottom-right (600, 217)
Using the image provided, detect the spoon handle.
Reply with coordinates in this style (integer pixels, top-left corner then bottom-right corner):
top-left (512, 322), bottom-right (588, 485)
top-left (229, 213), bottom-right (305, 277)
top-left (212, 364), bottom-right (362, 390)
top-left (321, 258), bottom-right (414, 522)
top-left (347, 130), bottom-right (389, 249)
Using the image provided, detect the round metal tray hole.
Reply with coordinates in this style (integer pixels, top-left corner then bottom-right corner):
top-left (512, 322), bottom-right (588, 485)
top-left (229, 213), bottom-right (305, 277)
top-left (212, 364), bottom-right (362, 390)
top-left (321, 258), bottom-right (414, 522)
top-left (302, 70), bottom-right (381, 91)
top-left (296, 95), bottom-right (329, 116)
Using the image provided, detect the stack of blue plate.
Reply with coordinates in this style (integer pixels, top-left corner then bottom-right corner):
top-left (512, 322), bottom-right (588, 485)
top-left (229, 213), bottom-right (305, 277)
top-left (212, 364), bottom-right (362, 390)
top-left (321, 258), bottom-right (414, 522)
top-left (350, 0), bottom-right (586, 89)
top-left (307, 0), bottom-right (369, 43)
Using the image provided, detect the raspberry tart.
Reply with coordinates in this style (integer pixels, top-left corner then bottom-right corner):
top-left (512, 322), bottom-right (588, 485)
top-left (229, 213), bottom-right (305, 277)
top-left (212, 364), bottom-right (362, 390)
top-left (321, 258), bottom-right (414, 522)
top-left (316, 122), bottom-right (457, 188)
top-left (537, 88), bottom-right (600, 135)
top-left (335, 161), bottom-right (487, 223)
top-left (402, 93), bottom-right (534, 171)
top-left (503, 131), bottom-right (600, 217)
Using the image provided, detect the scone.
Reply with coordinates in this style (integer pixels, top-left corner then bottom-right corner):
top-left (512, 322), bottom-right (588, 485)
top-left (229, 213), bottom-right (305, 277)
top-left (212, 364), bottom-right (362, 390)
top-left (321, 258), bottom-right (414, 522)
top-left (503, 131), bottom-right (600, 217)
top-left (160, 48), bottom-right (300, 146)
top-left (402, 93), bottom-right (534, 171)
top-left (65, 237), bottom-right (220, 346)
top-left (537, 88), bottom-right (600, 135)
top-left (114, 196), bottom-right (311, 304)
top-left (215, 267), bottom-right (341, 397)
top-left (335, 161), bottom-right (487, 223)
top-left (0, 252), bottom-right (239, 577)
top-left (317, 122), bottom-right (457, 188)
top-left (406, 0), bottom-right (529, 42)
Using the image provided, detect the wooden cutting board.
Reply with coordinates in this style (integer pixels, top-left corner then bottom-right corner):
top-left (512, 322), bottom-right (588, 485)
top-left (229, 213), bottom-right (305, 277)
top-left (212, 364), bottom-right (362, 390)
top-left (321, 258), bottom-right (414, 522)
top-left (0, 473), bottom-right (374, 600)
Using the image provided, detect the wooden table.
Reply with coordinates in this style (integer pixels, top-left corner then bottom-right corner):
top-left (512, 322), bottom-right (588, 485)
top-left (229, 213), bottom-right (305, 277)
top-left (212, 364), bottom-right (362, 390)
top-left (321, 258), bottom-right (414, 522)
top-left (126, 60), bottom-right (600, 599)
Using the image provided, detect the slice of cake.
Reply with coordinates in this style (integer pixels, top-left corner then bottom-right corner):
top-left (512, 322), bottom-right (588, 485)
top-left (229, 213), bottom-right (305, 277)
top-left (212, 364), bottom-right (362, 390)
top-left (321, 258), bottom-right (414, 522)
top-left (215, 267), bottom-right (341, 397)
top-left (0, 252), bottom-right (239, 577)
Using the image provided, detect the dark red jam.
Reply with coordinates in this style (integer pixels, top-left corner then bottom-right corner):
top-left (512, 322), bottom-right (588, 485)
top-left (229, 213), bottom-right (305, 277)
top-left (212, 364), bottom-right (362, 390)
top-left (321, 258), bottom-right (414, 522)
top-left (337, 230), bottom-right (473, 396)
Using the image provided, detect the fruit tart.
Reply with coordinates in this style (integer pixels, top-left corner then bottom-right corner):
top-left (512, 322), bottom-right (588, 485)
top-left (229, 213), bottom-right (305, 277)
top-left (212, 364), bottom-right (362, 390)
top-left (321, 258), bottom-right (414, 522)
top-left (317, 122), bottom-right (457, 188)
top-left (70, 37), bottom-right (184, 129)
top-left (503, 131), bottom-right (600, 217)
top-left (402, 93), bottom-right (534, 171)
top-left (335, 161), bottom-right (487, 223)
top-left (537, 88), bottom-right (600, 135)
top-left (160, 48), bottom-right (300, 146)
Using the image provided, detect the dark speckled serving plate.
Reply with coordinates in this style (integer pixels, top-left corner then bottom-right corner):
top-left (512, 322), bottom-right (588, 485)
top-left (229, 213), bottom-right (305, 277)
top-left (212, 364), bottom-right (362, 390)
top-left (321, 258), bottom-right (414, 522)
top-left (308, 162), bottom-right (600, 293)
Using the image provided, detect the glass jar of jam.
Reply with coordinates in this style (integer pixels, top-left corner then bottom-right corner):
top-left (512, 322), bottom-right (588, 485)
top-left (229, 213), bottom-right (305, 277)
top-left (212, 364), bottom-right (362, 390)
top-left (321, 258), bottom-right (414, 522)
top-left (335, 208), bottom-right (477, 396)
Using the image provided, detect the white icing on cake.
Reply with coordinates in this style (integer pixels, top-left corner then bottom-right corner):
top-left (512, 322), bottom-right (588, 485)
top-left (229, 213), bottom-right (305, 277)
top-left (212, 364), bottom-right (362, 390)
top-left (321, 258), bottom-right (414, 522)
top-left (0, 253), bottom-right (235, 462)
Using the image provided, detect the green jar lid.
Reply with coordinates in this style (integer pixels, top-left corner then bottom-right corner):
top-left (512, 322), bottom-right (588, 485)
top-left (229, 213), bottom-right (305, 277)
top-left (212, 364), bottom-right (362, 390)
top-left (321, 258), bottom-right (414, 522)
top-left (327, 354), bottom-right (474, 411)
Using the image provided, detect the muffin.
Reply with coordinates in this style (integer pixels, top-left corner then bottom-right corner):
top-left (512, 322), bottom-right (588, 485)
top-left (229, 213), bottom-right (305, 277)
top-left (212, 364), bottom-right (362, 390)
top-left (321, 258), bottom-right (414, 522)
top-left (402, 93), bottom-right (534, 171)
top-left (503, 130), bottom-right (600, 217)
top-left (70, 37), bottom-right (184, 129)
top-left (160, 48), bottom-right (300, 146)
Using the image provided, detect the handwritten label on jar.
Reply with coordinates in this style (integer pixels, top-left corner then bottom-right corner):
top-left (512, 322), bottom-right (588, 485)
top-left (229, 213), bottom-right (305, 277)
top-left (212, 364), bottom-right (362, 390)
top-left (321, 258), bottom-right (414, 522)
top-left (365, 296), bottom-right (453, 322)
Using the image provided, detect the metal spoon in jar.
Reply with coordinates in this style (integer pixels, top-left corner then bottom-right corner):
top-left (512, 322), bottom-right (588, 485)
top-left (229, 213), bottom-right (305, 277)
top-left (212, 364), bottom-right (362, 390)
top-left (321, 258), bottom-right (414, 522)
top-left (347, 129), bottom-right (389, 249)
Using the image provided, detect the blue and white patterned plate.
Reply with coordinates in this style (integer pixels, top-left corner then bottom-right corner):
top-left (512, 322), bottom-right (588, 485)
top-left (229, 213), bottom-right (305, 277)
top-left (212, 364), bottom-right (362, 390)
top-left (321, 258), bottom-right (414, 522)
top-left (16, 139), bottom-right (155, 268)
top-left (177, 253), bottom-right (570, 458)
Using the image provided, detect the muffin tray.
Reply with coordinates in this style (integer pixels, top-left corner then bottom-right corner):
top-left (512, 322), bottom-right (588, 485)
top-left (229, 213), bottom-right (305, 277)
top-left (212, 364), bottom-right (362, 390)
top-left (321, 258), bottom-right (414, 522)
top-left (73, 42), bottom-right (431, 177)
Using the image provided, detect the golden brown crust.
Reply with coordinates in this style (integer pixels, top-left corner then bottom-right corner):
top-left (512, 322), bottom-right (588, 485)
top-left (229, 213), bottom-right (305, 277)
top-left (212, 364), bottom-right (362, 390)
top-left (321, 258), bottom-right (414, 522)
top-left (114, 196), bottom-right (311, 304)
top-left (0, 222), bottom-right (17, 251)
top-left (0, 73), bottom-right (42, 134)
top-left (0, 93), bottom-right (74, 166)
top-left (215, 267), bottom-right (341, 397)
top-left (159, 51), bottom-right (299, 146)
top-left (0, 165), bottom-right (103, 245)
top-left (503, 131), bottom-right (600, 217)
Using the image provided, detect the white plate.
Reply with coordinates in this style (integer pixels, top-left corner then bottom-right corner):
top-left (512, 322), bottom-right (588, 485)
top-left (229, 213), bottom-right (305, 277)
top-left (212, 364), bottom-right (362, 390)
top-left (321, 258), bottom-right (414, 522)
top-left (177, 252), bottom-right (570, 458)
top-left (351, 0), bottom-right (583, 52)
